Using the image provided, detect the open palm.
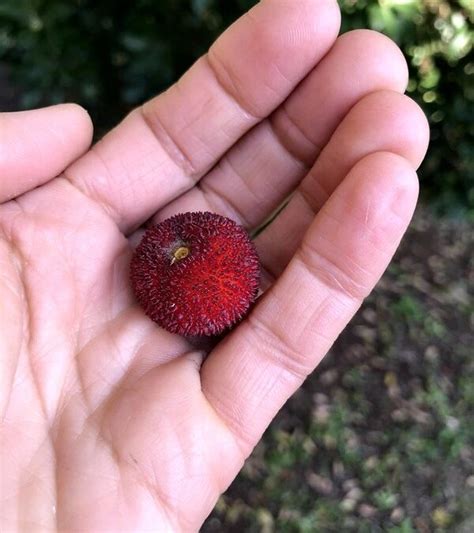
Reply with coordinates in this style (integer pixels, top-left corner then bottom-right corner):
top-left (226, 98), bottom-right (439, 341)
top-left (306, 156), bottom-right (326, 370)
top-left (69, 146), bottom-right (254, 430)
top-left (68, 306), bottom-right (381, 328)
top-left (0, 1), bottom-right (429, 531)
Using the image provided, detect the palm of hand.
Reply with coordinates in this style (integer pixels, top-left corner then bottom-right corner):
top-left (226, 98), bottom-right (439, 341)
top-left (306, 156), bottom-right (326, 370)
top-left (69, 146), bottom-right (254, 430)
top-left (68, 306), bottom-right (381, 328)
top-left (1, 2), bottom-right (429, 531)
top-left (1, 184), bottom-right (238, 530)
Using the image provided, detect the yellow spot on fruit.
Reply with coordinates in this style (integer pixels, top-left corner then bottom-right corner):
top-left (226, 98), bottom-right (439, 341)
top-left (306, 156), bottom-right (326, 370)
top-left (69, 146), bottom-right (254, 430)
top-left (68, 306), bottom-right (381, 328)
top-left (171, 246), bottom-right (190, 265)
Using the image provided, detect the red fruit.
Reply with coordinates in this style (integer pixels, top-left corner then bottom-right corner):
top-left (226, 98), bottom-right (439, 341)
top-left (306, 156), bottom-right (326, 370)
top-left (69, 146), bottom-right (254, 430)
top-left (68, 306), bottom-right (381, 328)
top-left (130, 211), bottom-right (260, 336)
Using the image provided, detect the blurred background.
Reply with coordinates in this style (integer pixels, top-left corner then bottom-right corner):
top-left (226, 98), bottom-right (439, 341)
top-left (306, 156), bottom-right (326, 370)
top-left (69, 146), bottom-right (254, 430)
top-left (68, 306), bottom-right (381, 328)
top-left (1, 0), bottom-right (472, 531)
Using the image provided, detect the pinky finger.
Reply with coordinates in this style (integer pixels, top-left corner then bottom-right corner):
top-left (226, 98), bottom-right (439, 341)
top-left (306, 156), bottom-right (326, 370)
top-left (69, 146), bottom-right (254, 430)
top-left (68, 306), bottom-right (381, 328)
top-left (0, 104), bottom-right (93, 203)
top-left (201, 151), bottom-right (419, 454)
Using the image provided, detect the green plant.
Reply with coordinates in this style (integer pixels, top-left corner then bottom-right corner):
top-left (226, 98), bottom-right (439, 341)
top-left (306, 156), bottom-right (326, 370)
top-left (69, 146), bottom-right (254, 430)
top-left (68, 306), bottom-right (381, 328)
top-left (339, 0), bottom-right (474, 214)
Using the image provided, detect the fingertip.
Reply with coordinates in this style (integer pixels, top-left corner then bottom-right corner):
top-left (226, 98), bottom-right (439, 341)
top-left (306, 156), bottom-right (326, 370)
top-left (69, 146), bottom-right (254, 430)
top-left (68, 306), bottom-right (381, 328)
top-left (52, 103), bottom-right (94, 153)
top-left (297, 151), bottom-right (420, 302)
top-left (335, 151), bottom-right (420, 231)
top-left (258, 0), bottom-right (342, 55)
top-left (407, 98), bottom-right (430, 168)
top-left (338, 29), bottom-right (409, 93)
top-left (67, 103), bottom-right (94, 137)
top-left (0, 104), bottom-right (94, 202)
top-left (209, 0), bottom-right (341, 117)
top-left (358, 150), bottom-right (419, 192)
top-left (346, 90), bottom-right (431, 170)
top-left (388, 91), bottom-right (430, 170)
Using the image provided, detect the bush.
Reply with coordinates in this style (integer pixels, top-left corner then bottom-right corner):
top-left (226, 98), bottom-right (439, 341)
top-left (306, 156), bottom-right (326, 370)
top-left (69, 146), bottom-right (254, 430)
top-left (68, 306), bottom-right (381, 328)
top-left (0, 0), bottom-right (472, 213)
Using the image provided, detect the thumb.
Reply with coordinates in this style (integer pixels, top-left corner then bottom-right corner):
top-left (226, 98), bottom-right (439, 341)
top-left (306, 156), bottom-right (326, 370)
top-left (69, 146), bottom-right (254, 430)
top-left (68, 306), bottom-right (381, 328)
top-left (0, 103), bottom-right (93, 203)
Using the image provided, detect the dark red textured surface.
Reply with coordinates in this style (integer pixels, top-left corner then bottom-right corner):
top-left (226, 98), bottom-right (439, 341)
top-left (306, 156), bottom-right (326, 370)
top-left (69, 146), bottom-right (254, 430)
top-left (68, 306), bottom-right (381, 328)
top-left (130, 212), bottom-right (261, 337)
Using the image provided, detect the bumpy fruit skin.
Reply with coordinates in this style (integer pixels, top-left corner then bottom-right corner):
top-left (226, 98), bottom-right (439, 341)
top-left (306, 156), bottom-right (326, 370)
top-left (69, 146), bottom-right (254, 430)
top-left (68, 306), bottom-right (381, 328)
top-left (130, 211), bottom-right (260, 337)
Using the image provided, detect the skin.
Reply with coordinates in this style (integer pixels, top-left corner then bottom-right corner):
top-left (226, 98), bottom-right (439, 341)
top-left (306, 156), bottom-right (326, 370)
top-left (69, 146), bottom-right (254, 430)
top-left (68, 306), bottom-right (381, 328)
top-left (0, 1), bottom-right (429, 531)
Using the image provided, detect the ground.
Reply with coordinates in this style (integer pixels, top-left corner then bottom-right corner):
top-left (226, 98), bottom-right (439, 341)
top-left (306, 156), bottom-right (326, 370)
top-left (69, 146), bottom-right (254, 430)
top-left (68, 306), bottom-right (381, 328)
top-left (203, 207), bottom-right (474, 532)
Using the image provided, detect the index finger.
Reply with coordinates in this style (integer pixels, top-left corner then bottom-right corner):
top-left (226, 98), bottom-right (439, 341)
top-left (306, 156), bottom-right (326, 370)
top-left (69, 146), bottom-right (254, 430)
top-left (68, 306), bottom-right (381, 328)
top-left (65, 0), bottom-right (341, 233)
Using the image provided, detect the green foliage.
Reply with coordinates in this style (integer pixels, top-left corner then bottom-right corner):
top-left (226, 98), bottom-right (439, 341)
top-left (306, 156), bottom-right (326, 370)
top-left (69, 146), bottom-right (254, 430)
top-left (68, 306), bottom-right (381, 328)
top-left (388, 518), bottom-right (416, 533)
top-left (390, 295), bottom-right (425, 322)
top-left (339, 0), bottom-right (474, 214)
top-left (0, 0), bottom-right (472, 210)
top-left (0, 0), bottom-right (251, 131)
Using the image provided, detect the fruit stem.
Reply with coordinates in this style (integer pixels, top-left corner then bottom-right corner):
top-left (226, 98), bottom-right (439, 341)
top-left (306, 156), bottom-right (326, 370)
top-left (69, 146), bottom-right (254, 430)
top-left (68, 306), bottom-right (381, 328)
top-left (171, 246), bottom-right (190, 265)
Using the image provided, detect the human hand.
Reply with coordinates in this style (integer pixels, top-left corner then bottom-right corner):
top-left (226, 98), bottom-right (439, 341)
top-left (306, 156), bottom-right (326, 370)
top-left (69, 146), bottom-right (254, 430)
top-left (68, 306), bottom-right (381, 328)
top-left (0, 1), bottom-right (429, 530)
